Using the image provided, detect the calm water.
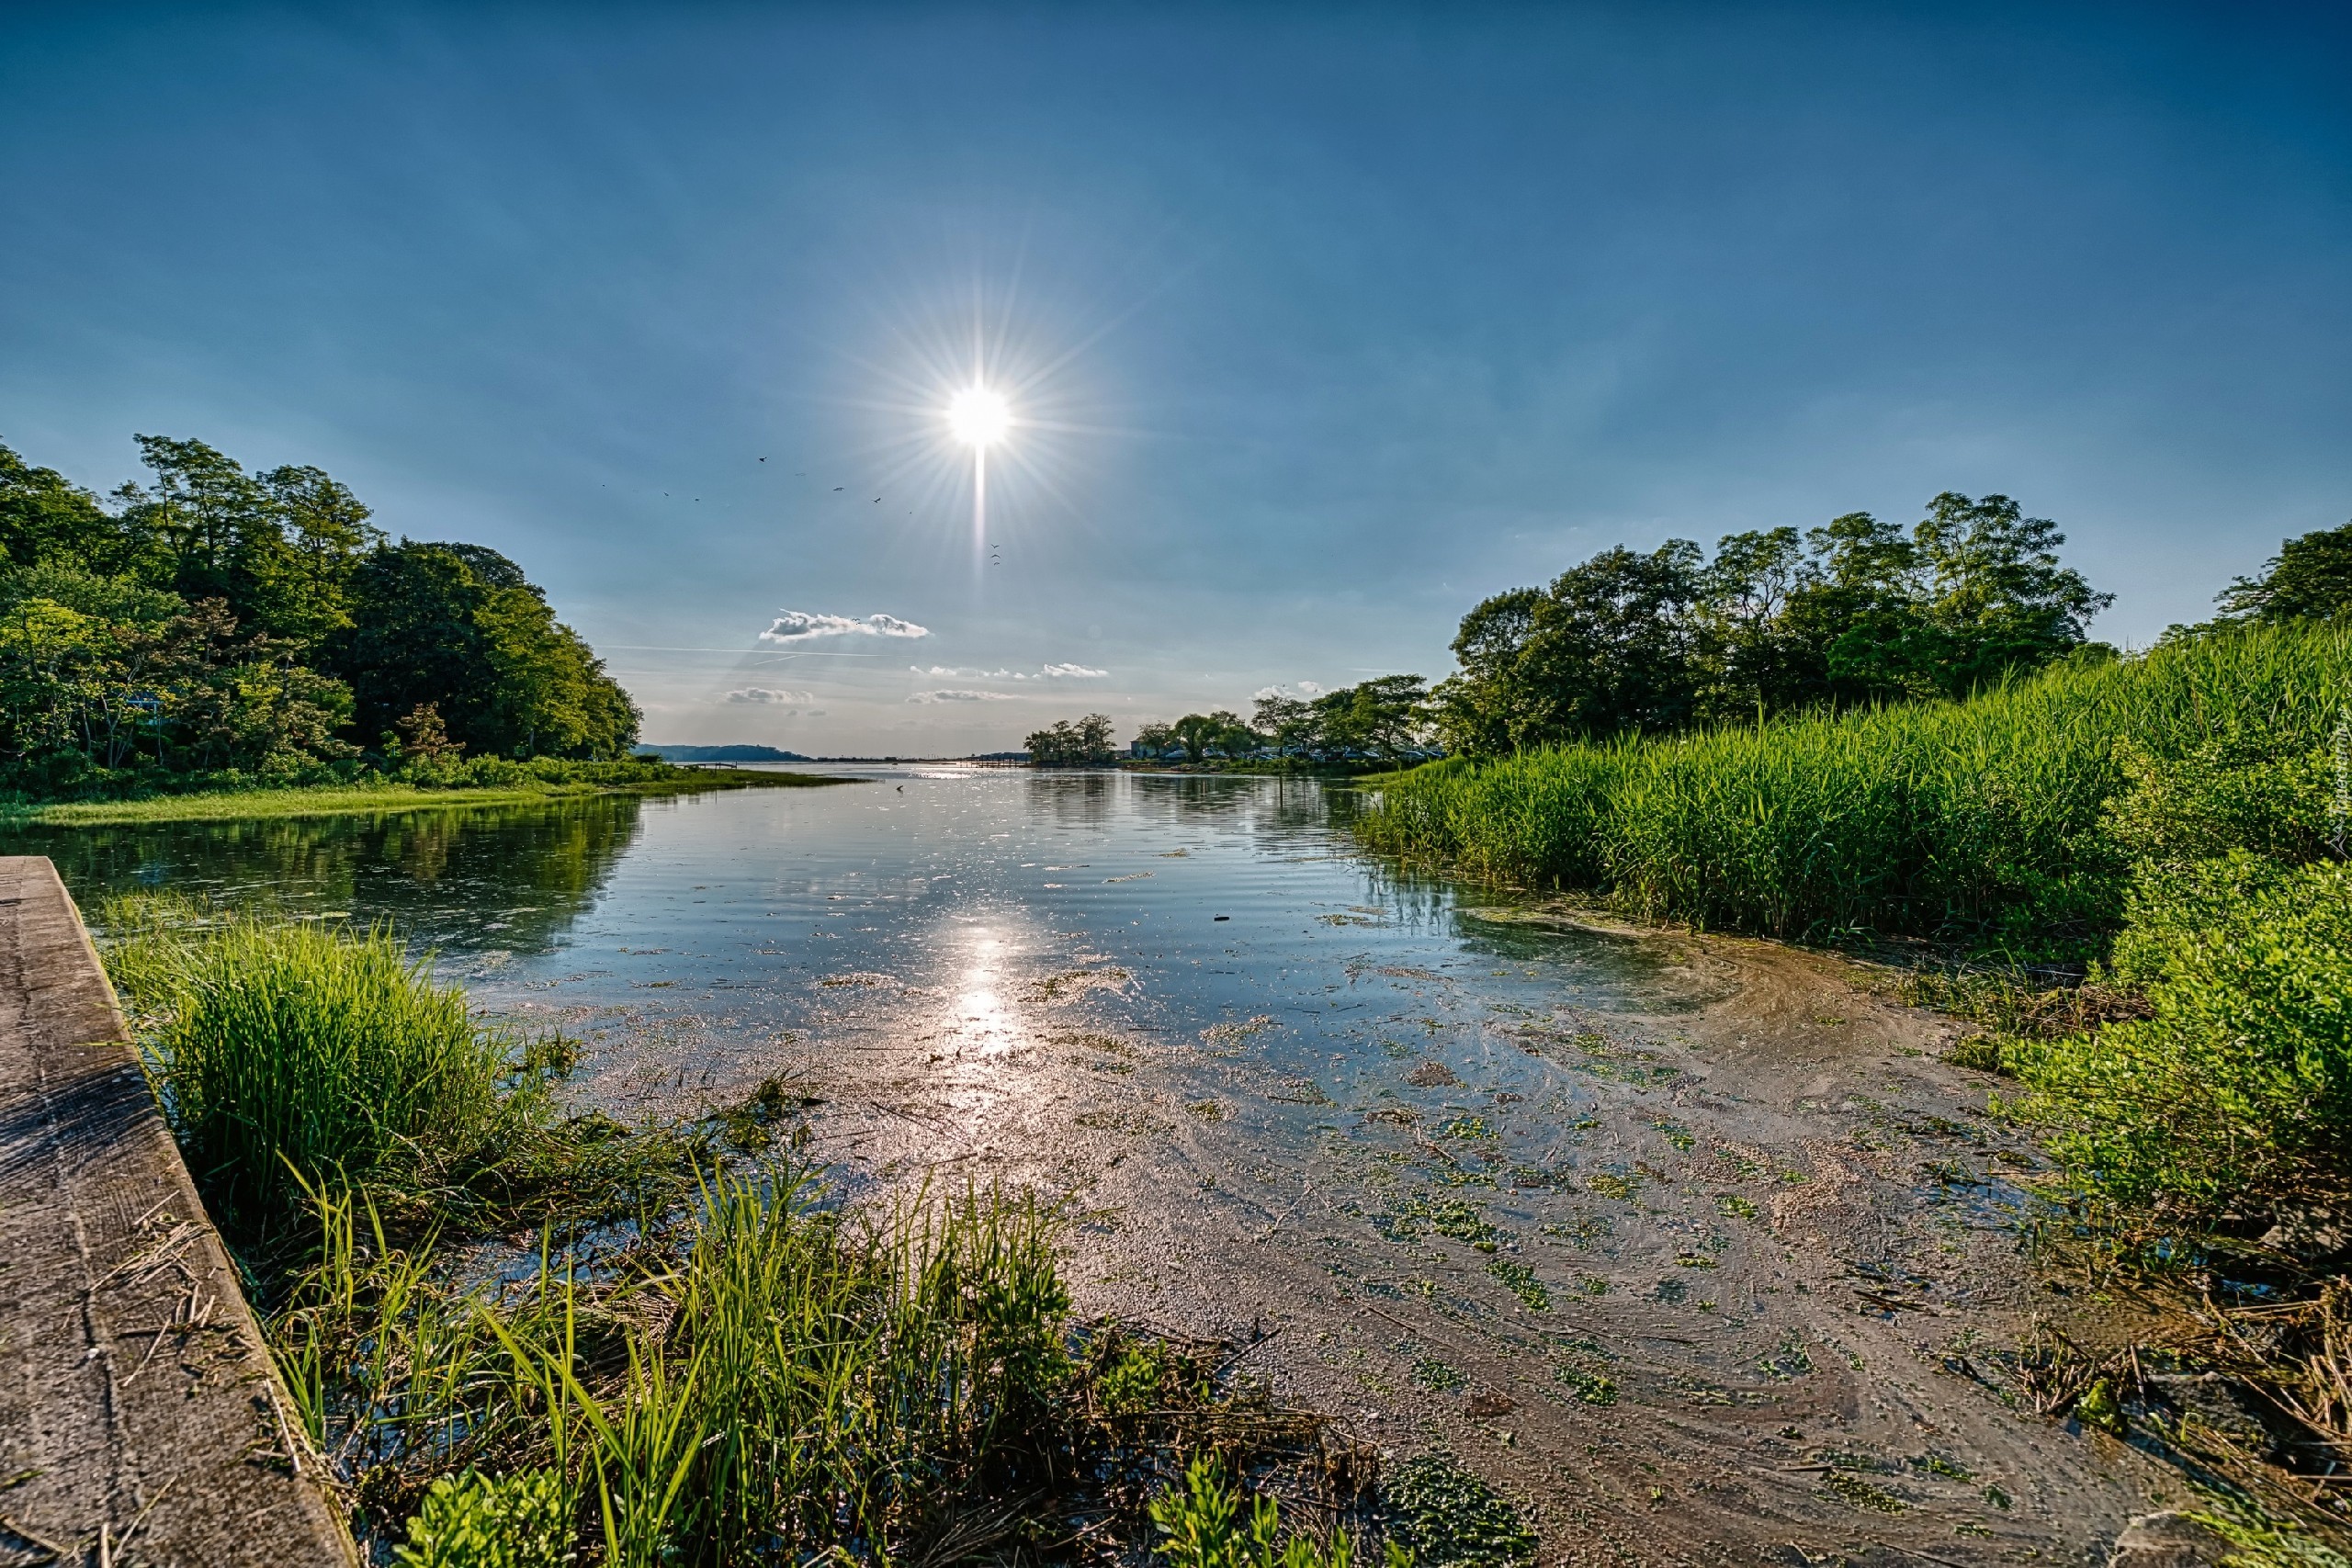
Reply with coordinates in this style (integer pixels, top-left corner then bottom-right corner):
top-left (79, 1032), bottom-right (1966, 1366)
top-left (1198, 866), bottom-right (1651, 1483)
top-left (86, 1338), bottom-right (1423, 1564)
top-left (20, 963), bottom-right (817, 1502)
top-left (10, 767), bottom-right (1715, 1118)
top-left (9, 768), bottom-right (2121, 1551)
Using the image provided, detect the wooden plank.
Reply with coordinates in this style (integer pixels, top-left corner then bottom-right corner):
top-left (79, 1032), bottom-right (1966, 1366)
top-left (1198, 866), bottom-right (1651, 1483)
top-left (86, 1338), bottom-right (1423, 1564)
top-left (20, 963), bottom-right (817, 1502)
top-left (0, 856), bottom-right (355, 1566)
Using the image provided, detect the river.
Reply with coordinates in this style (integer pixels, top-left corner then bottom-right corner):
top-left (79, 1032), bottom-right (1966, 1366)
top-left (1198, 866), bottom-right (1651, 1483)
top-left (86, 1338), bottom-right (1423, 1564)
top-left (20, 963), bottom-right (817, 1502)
top-left (6, 766), bottom-right (2165, 1562)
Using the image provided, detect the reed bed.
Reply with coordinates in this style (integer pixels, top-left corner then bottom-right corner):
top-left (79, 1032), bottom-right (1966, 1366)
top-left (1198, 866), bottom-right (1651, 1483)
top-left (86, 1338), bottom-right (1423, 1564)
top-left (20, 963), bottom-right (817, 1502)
top-left (1357, 620), bottom-right (2352, 948)
top-left (281, 1171), bottom-right (1363, 1565)
top-left (107, 910), bottom-right (1373, 1564)
top-left (107, 904), bottom-right (695, 1253)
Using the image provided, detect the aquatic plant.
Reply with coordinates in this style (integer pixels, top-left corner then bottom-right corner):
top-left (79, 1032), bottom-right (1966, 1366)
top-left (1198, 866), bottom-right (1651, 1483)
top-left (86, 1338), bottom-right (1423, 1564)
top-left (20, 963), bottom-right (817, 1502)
top-left (278, 1171), bottom-right (1359, 1565)
top-left (117, 914), bottom-right (510, 1222)
top-left (1151, 1455), bottom-right (1401, 1568)
top-left (1358, 619), bottom-right (2352, 951)
top-left (107, 905), bottom-right (697, 1246)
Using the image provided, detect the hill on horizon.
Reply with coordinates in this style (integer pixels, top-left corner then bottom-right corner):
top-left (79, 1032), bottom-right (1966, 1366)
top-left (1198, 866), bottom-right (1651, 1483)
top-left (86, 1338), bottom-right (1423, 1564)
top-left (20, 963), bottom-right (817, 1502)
top-left (636, 743), bottom-right (809, 762)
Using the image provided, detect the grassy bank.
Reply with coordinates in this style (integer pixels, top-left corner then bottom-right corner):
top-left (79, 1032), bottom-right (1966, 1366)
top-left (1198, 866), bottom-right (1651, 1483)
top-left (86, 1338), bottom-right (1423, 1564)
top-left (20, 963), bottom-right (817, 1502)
top-left (1355, 619), bottom-right (2348, 953)
top-left (1361, 620), bottom-right (2352, 1551)
top-left (107, 909), bottom-right (1429, 1565)
top-left (6, 762), bottom-right (845, 826)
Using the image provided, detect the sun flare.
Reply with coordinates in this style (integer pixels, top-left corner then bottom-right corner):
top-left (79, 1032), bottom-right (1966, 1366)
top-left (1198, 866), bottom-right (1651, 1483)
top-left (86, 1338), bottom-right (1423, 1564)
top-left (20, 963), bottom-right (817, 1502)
top-left (946, 385), bottom-right (1012, 447)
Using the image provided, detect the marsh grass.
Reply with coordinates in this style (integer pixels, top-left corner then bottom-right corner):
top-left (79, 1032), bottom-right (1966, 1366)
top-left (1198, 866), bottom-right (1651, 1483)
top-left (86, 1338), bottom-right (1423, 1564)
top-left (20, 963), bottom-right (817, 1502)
top-left (286, 1174), bottom-right (1363, 1565)
top-left (106, 897), bottom-right (704, 1258)
top-left (1358, 620), bottom-right (2352, 953)
top-left (108, 905), bottom-right (1367, 1562)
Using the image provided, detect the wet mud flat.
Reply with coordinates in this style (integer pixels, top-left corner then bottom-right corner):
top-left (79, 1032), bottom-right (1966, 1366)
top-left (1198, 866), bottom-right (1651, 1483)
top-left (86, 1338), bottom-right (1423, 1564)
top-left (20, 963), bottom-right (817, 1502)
top-left (22, 771), bottom-right (2174, 1562)
top-left (540, 907), bottom-right (2168, 1567)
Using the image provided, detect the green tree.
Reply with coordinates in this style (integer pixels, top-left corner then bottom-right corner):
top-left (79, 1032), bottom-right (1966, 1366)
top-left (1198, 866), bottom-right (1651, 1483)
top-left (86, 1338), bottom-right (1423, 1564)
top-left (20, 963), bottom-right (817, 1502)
top-left (1251, 694), bottom-right (1320, 755)
top-left (1025, 714), bottom-right (1118, 766)
top-left (0, 443), bottom-right (128, 571)
top-left (1435, 494), bottom-right (2109, 755)
top-left (2215, 519), bottom-right (2352, 626)
top-left (1313, 676), bottom-right (1430, 760)
top-left (1434, 543), bottom-right (1702, 752)
top-left (1911, 491), bottom-right (2111, 695)
top-left (1165, 710), bottom-right (1255, 762)
top-left (0, 435), bottom-right (644, 788)
top-left (334, 542), bottom-right (638, 761)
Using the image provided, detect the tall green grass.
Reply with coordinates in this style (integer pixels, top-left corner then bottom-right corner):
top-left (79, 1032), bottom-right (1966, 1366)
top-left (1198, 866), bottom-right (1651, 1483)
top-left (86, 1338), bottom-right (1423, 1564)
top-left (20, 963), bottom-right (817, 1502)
top-left (1358, 621), bottom-right (2352, 947)
top-left (115, 915), bottom-right (511, 1221)
top-left (108, 905), bottom-right (694, 1246)
top-left (284, 1173), bottom-right (1350, 1566)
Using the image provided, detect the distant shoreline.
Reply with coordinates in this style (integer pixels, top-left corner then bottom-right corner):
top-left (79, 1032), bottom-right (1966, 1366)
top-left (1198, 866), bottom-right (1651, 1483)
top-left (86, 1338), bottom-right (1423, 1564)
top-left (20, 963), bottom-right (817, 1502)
top-left (0, 770), bottom-right (854, 829)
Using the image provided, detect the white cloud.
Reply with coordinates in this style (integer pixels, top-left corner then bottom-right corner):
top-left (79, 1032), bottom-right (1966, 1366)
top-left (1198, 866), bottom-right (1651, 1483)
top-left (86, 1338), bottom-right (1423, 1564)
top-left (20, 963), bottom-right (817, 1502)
top-left (1252, 682), bottom-right (1326, 702)
top-left (910, 662), bottom-right (1109, 681)
top-left (725, 687), bottom-right (815, 705)
top-left (761, 611), bottom-right (931, 643)
top-left (908, 689), bottom-right (1013, 703)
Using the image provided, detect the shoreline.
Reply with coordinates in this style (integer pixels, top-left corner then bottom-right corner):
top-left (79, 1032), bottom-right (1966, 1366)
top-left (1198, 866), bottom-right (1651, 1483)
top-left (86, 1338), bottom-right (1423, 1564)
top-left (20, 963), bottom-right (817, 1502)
top-left (0, 769), bottom-right (857, 828)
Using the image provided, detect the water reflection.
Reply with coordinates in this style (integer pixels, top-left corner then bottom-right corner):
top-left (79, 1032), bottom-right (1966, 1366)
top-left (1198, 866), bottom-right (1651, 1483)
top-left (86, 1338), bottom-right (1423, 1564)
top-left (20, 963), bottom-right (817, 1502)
top-left (4, 794), bottom-right (648, 953)
top-left (6, 766), bottom-right (2141, 1546)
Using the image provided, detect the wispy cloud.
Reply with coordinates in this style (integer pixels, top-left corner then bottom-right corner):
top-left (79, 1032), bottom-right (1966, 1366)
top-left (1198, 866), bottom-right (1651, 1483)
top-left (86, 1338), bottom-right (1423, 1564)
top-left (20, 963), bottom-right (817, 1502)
top-left (910, 663), bottom-right (1109, 681)
top-left (725, 686), bottom-right (815, 705)
top-left (1252, 682), bottom-right (1326, 701)
top-left (761, 611), bottom-right (931, 643)
top-left (908, 689), bottom-right (1014, 703)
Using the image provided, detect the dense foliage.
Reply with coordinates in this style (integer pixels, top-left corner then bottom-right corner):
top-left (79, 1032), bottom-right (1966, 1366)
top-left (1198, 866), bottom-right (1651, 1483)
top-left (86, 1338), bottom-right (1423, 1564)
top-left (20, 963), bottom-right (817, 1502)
top-left (1121, 678), bottom-right (1435, 766)
top-left (0, 435), bottom-right (638, 795)
top-left (1024, 712), bottom-right (1118, 765)
top-left (1252, 676), bottom-right (1433, 761)
top-left (1359, 618), bottom-right (2350, 948)
top-left (1431, 492), bottom-right (2112, 755)
top-left (2006, 856), bottom-right (2352, 1221)
top-left (1365, 513), bottom-right (2352, 1249)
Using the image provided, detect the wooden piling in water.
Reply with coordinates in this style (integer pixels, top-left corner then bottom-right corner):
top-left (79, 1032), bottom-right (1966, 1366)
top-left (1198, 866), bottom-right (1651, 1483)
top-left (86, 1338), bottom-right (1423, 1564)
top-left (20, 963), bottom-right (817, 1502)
top-left (0, 857), bottom-right (355, 1566)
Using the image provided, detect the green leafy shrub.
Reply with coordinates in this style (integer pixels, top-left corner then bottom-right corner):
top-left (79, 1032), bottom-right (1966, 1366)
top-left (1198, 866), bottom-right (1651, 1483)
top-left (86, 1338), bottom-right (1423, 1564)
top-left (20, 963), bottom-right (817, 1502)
top-left (2005, 856), bottom-right (2352, 1218)
top-left (2103, 733), bottom-right (2336, 874)
top-left (1150, 1456), bottom-right (1399, 1568)
top-left (394, 1469), bottom-right (571, 1568)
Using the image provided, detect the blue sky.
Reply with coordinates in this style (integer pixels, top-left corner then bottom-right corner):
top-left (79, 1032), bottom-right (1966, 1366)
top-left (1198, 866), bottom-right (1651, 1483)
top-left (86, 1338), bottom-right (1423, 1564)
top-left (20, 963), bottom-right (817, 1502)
top-left (4, 3), bottom-right (2347, 752)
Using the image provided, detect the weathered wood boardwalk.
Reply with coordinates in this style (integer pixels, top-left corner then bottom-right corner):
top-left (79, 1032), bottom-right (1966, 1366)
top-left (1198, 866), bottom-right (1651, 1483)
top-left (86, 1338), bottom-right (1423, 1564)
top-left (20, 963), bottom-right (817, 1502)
top-left (0, 857), bottom-right (353, 1566)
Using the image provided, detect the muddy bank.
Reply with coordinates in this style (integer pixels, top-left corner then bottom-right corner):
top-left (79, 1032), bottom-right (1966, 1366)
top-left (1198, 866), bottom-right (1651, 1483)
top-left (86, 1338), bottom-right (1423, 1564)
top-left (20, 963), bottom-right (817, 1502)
top-left (556, 908), bottom-right (2166, 1565)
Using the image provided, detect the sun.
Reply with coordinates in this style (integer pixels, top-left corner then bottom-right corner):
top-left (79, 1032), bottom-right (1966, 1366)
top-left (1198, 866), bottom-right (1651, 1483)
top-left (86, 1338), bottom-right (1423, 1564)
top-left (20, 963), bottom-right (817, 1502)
top-left (946, 385), bottom-right (1012, 447)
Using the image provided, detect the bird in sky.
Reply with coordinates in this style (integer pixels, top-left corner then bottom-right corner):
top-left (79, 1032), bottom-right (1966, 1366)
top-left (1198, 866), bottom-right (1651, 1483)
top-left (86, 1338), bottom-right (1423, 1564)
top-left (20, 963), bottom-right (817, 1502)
top-left (833, 486), bottom-right (843, 491)
top-left (758, 457), bottom-right (766, 462)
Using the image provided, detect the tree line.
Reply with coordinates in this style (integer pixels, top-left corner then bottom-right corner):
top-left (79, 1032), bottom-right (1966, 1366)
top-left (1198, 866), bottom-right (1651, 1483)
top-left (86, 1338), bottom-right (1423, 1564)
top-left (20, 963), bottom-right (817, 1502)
top-left (0, 435), bottom-right (639, 792)
top-left (1064, 494), bottom-right (2352, 770)
top-left (1432, 491), bottom-right (2116, 755)
top-left (1023, 677), bottom-right (1440, 768)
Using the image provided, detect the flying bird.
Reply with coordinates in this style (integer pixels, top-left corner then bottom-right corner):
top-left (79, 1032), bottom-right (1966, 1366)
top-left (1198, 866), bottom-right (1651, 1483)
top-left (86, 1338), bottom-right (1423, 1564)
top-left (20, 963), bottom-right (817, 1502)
top-left (833, 486), bottom-right (843, 491)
